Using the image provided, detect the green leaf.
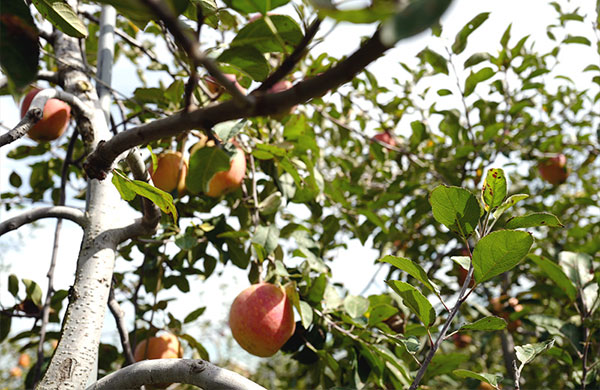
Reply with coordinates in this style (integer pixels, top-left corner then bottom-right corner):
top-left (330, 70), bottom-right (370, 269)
top-left (437, 89), bottom-right (452, 96)
top-left (464, 67), bottom-right (494, 96)
top-left (183, 307), bottom-right (206, 323)
top-left (252, 225), bottom-right (280, 255)
top-left (186, 147), bottom-right (231, 194)
top-left (453, 369), bottom-right (502, 387)
top-left (452, 12), bottom-right (490, 54)
top-left (224, 0), bottom-right (290, 14)
top-left (379, 255), bottom-right (440, 294)
top-left (299, 300), bottom-right (313, 328)
top-left (380, 0), bottom-right (453, 45)
top-left (367, 304), bottom-right (398, 326)
top-left (9, 172), bottom-right (22, 188)
top-left (529, 254), bottom-right (577, 301)
top-left (562, 35), bottom-right (591, 46)
top-left (515, 339), bottom-right (555, 366)
top-left (505, 212), bottom-right (564, 229)
top-left (472, 230), bottom-right (533, 283)
top-left (32, 0), bottom-right (87, 38)
top-left (317, 2), bottom-right (395, 24)
top-left (459, 316), bottom-right (507, 331)
top-left (258, 192), bottom-right (282, 215)
top-left (344, 295), bottom-right (369, 319)
top-left (231, 15), bottom-right (303, 53)
top-left (398, 336), bottom-right (420, 354)
top-left (426, 353), bottom-right (469, 379)
top-left (481, 168), bottom-right (507, 210)
top-left (451, 256), bottom-right (471, 270)
top-left (492, 194), bottom-right (529, 219)
top-left (8, 274), bottom-right (19, 297)
top-left (386, 280), bottom-right (436, 327)
top-left (217, 46), bottom-right (270, 81)
top-left (559, 252), bottom-right (598, 313)
top-left (22, 279), bottom-right (43, 307)
top-left (112, 170), bottom-right (178, 223)
top-left (0, 0), bottom-right (39, 89)
top-left (0, 313), bottom-right (11, 342)
top-left (464, 52), bottom-right (490, 68)
top-left (418, 48), bottom-right (448, 75)
top-left (429, 186), bottom-right (481, 238)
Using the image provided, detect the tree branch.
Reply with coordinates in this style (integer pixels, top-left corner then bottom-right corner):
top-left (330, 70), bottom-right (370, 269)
top-left (0, 88), bottom-right (93, 147)
top-left (108, 286), bottom-right (136, 366)
top-left (255, 18), bottom-right (322, 92)
top-left (138, 0), bottom-right (253, 107)
top-left (84, 30), bottom-right (391, 180)
top-left (86, 359), bottom-right (266, 390)
top-left (0, 206), bottom-right (86, 236)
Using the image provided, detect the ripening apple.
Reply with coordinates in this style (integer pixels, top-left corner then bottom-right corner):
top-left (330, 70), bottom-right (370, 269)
top-left (18, 353), bottom-right (30, 368)
top-left (133, 332), bottom-right (183, 361)
top-left (204, 74), bottom-right (246, 97)
top-left (372, 131), bottom-right (396, 147)
top-left (267, 80), bottom-right (296, 118)
top-left (20, 88), bottom-right (71, 142)
top-left (452, 333), bottom-right (472, 349)
top-left (190, 139), bottom-right (246, 198)
top-left (538, 154), bottom-right (568, 185)
top-left (150, 151), bottom-right (188, 195)
top-left (9, 366), bottom-right (22, 378)
top-left (229, 282), bottom-right (296, 357)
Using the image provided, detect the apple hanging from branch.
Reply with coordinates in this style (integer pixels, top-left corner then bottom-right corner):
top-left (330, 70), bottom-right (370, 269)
top-left (538, 154), bottom-right (568, 185)
top-left (150, 151), bottom-right (188, 195)
top-left (20, 88), bottom-right (71, 142)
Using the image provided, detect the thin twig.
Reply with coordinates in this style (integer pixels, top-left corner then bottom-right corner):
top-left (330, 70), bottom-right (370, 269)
top-left (108, 285), bottom-right (136, 366)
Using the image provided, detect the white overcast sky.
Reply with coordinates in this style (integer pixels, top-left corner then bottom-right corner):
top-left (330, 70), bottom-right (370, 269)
top-left (0, 0), bottom-right (597, 365)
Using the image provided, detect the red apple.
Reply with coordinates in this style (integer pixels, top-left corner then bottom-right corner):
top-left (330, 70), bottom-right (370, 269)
top-left (538, 154), bottom-right (568, 185)
top-left (20, 88), bottom-right (71, 142)
top-left (190, 138), bottom-right (246, 197)
top-left (204, 74), bottom-right (246, 97)
top-left (229, 282), bottom-right (296, 357)
top-left (372, 131), bottom-right (396, 147)
top-left (452, 333), bottom-right (472, 349)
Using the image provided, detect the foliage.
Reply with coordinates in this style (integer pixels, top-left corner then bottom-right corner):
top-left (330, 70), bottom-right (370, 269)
top-left (1, 0), bottom-right (599, 389)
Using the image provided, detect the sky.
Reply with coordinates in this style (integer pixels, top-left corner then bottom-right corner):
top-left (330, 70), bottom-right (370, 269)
top-left (0, 0), bottom-right (597, 369)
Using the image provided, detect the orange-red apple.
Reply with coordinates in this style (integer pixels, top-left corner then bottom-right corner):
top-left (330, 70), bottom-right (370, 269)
top-left (452, 333), bottom-right (472, 349)
top-left (150, 151), bottom-right (188, 194)
top-left (18, 353), bottom-right (30, 368)
top-left (229, 282), bottom-right (296, 357)
top-left (190, 139), bottom-right (246, 198)
top-left (134, 332), bottom-right (183, 361)
top-left (9, 366), bottom-right (22, 378)
top-left (20, 88), bottom-right (71, 142)
top-left (538, 154), bottom-right (568, 185)
top-left (372, 131), bottom-right (396, 147)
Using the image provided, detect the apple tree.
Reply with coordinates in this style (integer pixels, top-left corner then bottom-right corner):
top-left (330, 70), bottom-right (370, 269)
top-left (0, 0), bottom-right (599, 389)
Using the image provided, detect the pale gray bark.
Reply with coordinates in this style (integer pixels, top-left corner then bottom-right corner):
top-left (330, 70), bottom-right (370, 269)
top-left (87, 359), bottom-right (267, 390)
top-left (0, 206), bottom-right (86, 235)
top-left (36, 14), bottom-right (125, 390)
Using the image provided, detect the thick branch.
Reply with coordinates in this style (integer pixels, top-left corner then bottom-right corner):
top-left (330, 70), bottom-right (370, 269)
top-left (86, 359), bottom-right (266, 390)
top-left (0, 206), bottom-right (86, 236)
top-left (84, 30), bottom-right (391, 180)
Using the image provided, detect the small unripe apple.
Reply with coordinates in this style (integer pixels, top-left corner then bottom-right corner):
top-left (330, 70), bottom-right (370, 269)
top-left (204, 74), bottom-right (246, 97)
top-left (538, 154), bottom-right (568, 185)
top-left (150, 151), bottom-right (188, 195)
top-left (229, 282), bottom-right (296, 357)
top-left (20, 88), bottom-right (71, 142)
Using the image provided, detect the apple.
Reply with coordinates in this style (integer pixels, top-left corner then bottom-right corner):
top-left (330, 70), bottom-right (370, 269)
top-left (478, 382), bottom-right (495, 390)
top-left (490, 296), bottom-right (523, 332)
top-left (229, 282), bottom-right (296, 357)
top-left (18, 353), bottom-right (30, 368)
top-left (190, 139), bottom-right (246, 198)
top-left (134, 332), bottom-right (183, 361)
top-left (9, 366), bottom-right (22, 378)
top-left (20, 88), bottom-right (71, 142)
top-left (267, 80), bottom-right (296, 118)
top-left (538, 154), bottom-right (568, 185)
top-left (452, 333), bottom-right (472, 349)
top-left (372, 131), bottom-right (397, 148)
top-left (150, 151), bottom-right (188, 195)
top-left (204, 74), bottom-right (246, 97)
